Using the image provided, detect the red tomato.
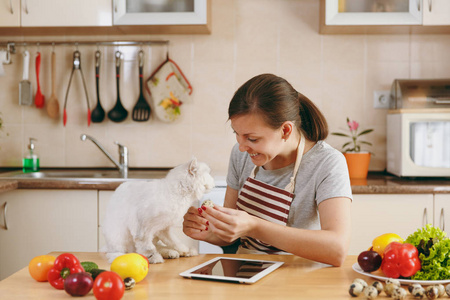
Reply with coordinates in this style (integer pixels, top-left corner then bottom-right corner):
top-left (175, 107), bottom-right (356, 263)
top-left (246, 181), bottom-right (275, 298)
top-left (93, 271), bottom-right (125, 300)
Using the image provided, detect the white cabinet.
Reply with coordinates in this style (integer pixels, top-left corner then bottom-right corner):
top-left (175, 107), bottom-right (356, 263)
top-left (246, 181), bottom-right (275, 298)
top-left (323, 0), bottom-right (422, 26)
top-left (113, 0), bottom-right (207, 25)
top-left (422, 0), bottom-right (450, 25)
top-left (321, 0), bottom-right (450, 33)
top-left (21, 0), bottom-right (112, 27)
top-left (0, 0), bottom-right (20, 26)
top-left (0, 189), bottom-right (98, 280)
top-left (434, 194), bottom-right (450, 234)
top-left (349, 194), bottom-right (434, 255)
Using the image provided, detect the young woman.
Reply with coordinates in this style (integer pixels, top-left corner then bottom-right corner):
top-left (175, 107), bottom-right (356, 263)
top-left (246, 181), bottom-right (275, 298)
top-left (183, 74), bottom-right (352, 267)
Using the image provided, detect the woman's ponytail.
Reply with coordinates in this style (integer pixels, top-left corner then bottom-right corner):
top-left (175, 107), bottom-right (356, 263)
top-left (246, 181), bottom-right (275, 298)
top-left (298, 93), bottom-right (328, 142)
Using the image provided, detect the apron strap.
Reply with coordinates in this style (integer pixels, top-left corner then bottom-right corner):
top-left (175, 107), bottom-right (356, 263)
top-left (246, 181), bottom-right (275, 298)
top-left (249, 132), bottom-right (306, 194)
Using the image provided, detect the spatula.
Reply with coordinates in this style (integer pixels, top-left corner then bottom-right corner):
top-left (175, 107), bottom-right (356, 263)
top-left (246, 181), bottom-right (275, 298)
top-left (47, 51), bottom-right (60, 118)
top-left (132, 50), bottom-right (151, 122)
top-left (19, 50), bottom-right (33, 106)
top-left (34, 52), bottom-right (45, 108)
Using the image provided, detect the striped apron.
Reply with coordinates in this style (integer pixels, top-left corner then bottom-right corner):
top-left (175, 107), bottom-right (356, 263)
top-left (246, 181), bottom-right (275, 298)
top-left (236, 134), bottom-right (306, 254)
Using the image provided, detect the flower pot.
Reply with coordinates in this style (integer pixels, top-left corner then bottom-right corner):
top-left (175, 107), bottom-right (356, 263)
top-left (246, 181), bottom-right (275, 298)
top-left (343, 152), bottom-right (371, 179)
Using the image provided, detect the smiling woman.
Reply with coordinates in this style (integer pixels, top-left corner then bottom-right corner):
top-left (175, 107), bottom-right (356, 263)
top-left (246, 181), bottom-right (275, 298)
top-left (183, 73), bottom-right (353, 267)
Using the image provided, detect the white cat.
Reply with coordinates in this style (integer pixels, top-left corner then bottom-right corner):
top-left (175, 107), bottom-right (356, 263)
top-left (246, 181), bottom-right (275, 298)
top-left (101, 158), bottom-right (215, 263)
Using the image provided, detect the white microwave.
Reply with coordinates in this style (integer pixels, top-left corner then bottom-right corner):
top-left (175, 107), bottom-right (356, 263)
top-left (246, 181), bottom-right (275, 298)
top-left (387, 110), bottom-right (450, 177)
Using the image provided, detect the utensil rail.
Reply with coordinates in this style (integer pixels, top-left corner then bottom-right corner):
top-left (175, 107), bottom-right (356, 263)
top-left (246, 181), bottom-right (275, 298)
top-left (0, 40), bottom-right (169, 64)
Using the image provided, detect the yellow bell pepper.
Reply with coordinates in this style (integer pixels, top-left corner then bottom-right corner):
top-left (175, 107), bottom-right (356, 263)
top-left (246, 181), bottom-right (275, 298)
top-left (372, 233), bottom-right (404, 257)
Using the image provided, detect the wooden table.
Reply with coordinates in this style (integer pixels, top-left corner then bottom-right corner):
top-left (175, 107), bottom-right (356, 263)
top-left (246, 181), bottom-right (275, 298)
top-left (0, 252), bottom-right (365, 299)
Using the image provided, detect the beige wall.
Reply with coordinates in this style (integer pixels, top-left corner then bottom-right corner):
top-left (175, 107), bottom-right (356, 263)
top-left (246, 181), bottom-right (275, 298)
top-left (1, 0), bottom-right (450, 175)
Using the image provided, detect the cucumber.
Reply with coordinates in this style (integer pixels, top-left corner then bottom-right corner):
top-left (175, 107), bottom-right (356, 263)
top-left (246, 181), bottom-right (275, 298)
top-left (89, 268), bottom-right (107, 280)
top-left (80, 261), bottom-right (99, 273)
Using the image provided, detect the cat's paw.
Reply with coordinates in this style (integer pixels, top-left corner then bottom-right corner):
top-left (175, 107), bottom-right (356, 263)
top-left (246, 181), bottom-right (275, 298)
top-left (160, 248), bottom-right (180, 259)
top-left (148, 253), bottom-right (165, 264)
top-left (185, 248), bottom-right (198, 257)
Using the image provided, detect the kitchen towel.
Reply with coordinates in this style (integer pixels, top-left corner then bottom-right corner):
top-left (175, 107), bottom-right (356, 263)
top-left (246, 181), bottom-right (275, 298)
top-left (0, 50), bottom-right (7, 76)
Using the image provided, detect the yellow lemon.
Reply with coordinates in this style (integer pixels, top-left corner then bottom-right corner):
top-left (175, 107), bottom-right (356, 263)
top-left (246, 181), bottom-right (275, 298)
top-left (372, 233), bottom-right (403, 257)
top-left (110, 253), bottom-right (149, 283)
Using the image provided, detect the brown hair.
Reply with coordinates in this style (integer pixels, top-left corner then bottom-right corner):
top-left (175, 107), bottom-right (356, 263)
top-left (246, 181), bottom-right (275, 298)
top-left (228, 73), bottom-right (328, 142)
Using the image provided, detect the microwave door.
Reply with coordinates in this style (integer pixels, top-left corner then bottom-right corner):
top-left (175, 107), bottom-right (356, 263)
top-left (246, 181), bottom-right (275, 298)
top-left (410, 121), bottom-right (450, 168)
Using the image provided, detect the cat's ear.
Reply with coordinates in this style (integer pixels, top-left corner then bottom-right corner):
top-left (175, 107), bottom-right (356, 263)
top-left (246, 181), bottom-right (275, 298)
top-left (188, 157), bottom-right (198, 175)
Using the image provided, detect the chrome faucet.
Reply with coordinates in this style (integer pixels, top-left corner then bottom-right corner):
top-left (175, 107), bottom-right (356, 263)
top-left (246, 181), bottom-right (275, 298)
top-left (80, 134), bottom-right (129, 178)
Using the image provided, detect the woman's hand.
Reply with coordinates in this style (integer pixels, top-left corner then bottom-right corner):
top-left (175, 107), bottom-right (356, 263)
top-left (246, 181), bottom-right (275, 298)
top-left (199, 205), bottom-right (257, 243)
top-left (182, 206), bottom-right (210, 241)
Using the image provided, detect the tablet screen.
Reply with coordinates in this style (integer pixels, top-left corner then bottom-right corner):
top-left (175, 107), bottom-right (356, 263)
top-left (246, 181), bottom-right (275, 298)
top-left (180, 257), bottom-right (284, 284)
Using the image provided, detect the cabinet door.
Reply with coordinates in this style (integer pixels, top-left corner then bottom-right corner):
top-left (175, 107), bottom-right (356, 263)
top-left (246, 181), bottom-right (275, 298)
top-left (422, 0), bottom-right (450, 25)
top-left (98, 190), bottom-right (197, 252)
top-left (113, 0), bottom-right (207, 25)
top-left (434, 194), bottom-right (450, 234)
top-left (324, 0), bottom-right (422, 25)
top-left (350, 194), bottom-right (433, 255)
top-left (0, 190), bottom-right (98, 280)
top-left (21, 0), bottom-right (112, 27)
top-left (0, 0), bottom-right (20, 26)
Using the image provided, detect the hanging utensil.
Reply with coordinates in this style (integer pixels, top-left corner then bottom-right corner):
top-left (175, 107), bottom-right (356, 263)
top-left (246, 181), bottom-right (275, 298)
top-left (19, 50), bottom-right (33, 106)
top-left (34, 52), bottom-right (45, 108)
top-left (107, 51), bottom-right (128, 122)
top-left (132, 50), bottom-right (151, 122)
top-left (47, 51), bottom-right (60, 118)
top-left (91, 50), bottom-right (105, 123)
top-left (63, 50), bottom-right (91, 126)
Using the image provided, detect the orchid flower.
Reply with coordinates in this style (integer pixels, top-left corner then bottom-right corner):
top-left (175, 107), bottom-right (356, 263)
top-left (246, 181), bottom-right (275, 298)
top-left (331, 117), bottom-right (374, 153)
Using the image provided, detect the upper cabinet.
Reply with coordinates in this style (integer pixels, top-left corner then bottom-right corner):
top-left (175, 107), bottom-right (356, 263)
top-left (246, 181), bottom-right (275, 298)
top-left (320, 0), bottom-right (450, 34)
top-left (113, 0), bottom-right (207, 25)
top-left (0, 0), bottom-right (211, 35)
top-left (0, 0), bottom-right (20, 26)
top-left (21, 0), bottom-right (112, 27)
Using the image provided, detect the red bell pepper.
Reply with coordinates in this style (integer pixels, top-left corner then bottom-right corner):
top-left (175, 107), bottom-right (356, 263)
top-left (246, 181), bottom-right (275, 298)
top-left (47, 253), bottom-right (84, 289)
top-left (381, 242), bottom-right (421, 278)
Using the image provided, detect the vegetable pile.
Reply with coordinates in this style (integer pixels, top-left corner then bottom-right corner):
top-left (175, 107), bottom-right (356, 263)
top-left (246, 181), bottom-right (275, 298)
top-left (28, 252), bottom-right (149, 299)
top-left (357, 225), bottom-right (450, 281)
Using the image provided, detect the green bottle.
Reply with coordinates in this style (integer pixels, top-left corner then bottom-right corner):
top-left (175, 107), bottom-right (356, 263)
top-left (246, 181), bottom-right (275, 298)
top-left (23, 138), bottom-right (39, 173)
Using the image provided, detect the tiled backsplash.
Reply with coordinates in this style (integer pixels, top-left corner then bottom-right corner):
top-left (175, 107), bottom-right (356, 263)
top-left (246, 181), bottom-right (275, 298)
top-left (1, 0), bottom-right (450, 175)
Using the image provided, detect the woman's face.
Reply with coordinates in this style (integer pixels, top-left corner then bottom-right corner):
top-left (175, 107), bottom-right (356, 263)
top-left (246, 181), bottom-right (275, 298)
top-left (230, 113), bottom-right (285, 167)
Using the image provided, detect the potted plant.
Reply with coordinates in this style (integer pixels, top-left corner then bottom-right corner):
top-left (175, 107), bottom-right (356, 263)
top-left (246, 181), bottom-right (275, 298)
top-left (332, 118), bottom-right (374, 179)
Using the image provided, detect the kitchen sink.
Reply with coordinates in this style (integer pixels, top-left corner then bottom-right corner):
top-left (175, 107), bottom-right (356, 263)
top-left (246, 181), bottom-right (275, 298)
top-left (0, 168), bottom-right (170, 182)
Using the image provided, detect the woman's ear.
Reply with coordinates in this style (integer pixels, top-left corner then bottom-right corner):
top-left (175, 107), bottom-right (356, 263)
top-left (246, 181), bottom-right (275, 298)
top-left (281, 121), bottom-right (294, 140)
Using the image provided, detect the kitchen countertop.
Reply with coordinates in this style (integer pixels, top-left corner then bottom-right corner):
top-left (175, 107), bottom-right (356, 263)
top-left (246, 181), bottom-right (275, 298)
top-left (0, 252), bottom-right (363, 299)
top-left (0, 171), bottom-right (449, 194)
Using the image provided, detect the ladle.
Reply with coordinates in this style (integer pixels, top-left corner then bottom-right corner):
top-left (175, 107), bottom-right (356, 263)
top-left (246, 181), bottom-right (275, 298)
top-left (107, 51), bottom-right (128, 122)
top-left (47, 51), bottom-right (60, 118)
top-left (91, 50), bottom-right (105, 123)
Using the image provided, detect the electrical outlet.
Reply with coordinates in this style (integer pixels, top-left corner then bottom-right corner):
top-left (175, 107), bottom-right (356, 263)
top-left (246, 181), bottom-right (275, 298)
top-left (373, 90), bottom-right (390, 109)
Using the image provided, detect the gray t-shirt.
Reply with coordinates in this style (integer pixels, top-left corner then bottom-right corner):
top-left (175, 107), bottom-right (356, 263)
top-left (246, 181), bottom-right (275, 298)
top-left (226, 140), bottom-right (352, 230)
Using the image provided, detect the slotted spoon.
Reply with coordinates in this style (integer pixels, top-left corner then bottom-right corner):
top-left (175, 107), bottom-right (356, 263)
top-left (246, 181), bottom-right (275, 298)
top-left (132, 50), bottom-right (151, 122)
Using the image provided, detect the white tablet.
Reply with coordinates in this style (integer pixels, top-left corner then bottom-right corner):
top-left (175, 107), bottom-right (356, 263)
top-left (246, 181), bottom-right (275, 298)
top-left (179, 257), bottom-right (284, 284)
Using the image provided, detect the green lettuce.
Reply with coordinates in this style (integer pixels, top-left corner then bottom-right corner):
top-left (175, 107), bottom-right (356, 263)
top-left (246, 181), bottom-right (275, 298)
top-left (405, 224), bottom-right (450, 280)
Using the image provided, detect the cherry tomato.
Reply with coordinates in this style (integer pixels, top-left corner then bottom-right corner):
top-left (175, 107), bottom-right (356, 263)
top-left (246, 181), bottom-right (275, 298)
top-left (28, 255), bottom-right (56, 282)
top-left (93, 271), bottom-right (125, 300)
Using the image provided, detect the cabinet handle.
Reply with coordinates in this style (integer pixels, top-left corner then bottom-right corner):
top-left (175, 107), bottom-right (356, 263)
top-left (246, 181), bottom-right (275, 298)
top-left (115, 1), bottom-right (117, 13)
top-left (417, 0), bottom-right (421, 11)
top-left (423, 207), bottom-right (428, 227)
top-left (428, 0), bottom-right (432, 11)
top-left (9, 0), bottom-right (13, 14)
top-left (440, 208), bottom-right (445, 231)
top-left (2, 202), bottom-right (8, 230)
top-left (24, 0), bottom-right (28, 14)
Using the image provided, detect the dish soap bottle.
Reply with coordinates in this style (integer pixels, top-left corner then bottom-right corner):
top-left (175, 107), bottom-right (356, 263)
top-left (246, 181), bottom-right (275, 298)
top-left (23, 138), bottom-right (39, 173)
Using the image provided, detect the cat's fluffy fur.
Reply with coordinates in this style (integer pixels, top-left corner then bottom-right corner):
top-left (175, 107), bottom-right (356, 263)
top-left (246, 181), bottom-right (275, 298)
top-left (101, 158), bottom-right (215, 263)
